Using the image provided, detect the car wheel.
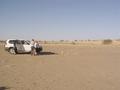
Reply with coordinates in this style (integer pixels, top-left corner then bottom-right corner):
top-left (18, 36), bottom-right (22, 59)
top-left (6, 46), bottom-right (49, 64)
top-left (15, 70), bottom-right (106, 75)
top-left (9, 48), bottom-right (16, 55)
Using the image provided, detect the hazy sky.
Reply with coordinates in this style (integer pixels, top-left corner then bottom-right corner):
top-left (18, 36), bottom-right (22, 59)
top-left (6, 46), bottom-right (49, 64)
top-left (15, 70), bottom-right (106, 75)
top-left (0, 0), bottom-right (120, 40)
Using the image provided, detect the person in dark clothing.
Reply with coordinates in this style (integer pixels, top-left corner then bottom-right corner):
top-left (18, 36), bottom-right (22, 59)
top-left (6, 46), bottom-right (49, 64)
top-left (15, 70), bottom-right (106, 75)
top-left (35, 41), bottom-right (40, 55)
top-left (31, 39), bottom-right (36, 56)
top-left (13, 41), bottom-right (17, 54)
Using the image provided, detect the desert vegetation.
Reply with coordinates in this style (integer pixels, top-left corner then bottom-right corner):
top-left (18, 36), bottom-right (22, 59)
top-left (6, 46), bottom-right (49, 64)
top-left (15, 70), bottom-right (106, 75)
top-left (102, 39), bottom-right (113, 45)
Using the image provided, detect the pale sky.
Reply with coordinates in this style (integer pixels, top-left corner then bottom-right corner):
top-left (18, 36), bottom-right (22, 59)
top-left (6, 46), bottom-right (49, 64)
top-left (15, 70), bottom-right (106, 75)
top-left (0, 0), bottom-right (120, 40)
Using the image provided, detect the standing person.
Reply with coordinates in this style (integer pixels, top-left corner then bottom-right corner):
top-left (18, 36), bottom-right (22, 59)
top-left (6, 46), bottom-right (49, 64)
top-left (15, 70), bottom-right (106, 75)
top-left (35, 41), bottom-right (40, 55)
top-left (31, 39), bottom-right (35, 56)
top-left (13, 40), bottom-right (17, 54)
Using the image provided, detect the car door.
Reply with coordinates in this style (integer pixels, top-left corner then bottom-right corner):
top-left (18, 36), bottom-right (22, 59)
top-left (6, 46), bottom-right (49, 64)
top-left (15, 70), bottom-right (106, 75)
top-left (15, 40), bottom-right (25, 53)
top-left (22, 40), bottom-right (31, 52)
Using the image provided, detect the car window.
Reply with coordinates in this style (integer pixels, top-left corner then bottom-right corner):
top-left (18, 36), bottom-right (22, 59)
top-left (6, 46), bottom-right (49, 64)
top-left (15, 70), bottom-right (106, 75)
top-left (21, 40), bottom-right (25, 44)
top-left (16, 40), bottom-right (22, 44)
top-left (9, 40), bottom-right (16, 44)
top-left (9, 40), bottom-right (30, 45)
top-left (20, 40), bottom-right (30, 45)
top-left (24, 41), bottom-right (30, 45)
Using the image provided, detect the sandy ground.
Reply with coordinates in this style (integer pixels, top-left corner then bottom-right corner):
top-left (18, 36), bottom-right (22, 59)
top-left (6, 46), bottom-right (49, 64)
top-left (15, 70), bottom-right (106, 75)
top-left (0, 44), bottom-right (120, 90)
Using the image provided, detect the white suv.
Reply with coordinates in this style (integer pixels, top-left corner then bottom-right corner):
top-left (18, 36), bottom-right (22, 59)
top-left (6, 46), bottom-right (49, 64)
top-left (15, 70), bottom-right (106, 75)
top-left (5, 39), bottom-right (42, 54)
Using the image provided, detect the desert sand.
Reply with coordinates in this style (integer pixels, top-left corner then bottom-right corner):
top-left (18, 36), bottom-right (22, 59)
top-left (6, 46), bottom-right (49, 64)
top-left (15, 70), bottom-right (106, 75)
top-left (0, 43), bottom-right (120, 90)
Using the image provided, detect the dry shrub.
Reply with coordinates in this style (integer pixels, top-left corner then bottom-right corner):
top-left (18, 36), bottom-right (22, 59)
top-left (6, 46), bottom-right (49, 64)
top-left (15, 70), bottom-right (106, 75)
top-left (60, 40), bottom-right (64, 42)
top-left (44, 41), bottom-right (47, 44)
top-left (103, 39), bottom-right (113, 45)
top-left (71, 41), bottom-right (76, 45)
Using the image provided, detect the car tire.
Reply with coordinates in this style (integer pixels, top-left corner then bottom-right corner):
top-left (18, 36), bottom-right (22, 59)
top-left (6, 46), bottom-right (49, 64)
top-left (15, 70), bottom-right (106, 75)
top-left (9, 48), bottom-right (16, 55)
